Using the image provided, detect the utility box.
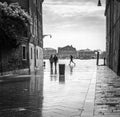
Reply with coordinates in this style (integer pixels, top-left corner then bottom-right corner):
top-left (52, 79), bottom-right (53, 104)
top-left (59, 64), bottom-right (65, 75)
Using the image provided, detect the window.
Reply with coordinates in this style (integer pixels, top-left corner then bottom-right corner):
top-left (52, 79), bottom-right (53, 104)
top-left (22, 45), bottom-right (27, 60)
top-left (31, 48), bottom-right (33, 59)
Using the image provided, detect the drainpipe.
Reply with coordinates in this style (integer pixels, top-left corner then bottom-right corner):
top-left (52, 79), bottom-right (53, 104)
top-left (27, 20), bottom-right (32, 74)
top-left (0, 45), bottom-right (3, 75)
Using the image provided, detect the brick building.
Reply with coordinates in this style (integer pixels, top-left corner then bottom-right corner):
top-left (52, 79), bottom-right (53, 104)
top-left (58, 45), bottom-right (77, 59)
top-left (105, 0), bottom-right (120, 75)
top-left (0, 0), bottom-right (44, 75)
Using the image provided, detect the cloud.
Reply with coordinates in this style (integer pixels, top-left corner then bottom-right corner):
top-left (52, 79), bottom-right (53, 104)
top-left (43, 2), bottom-right (105, 31)
top-left (43, 0), bottom-right (105, 25)
top-left (45, 4), bottom-right (104, 16)
top-left (43, 0), bottom-right (106, 50)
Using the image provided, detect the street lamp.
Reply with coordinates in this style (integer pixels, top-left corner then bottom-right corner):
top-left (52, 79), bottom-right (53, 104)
top-left (97, 0), bottom-right (102, 6)
top-left (43, 34), bottom-right (52, 39)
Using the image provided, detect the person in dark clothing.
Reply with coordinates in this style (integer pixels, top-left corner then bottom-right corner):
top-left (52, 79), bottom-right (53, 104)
top-left (49, 55), bottom-right (54, 69)
top-left (53, 55), bottom-right (58, 69)
top-left (69, 55), bottom-right (75, 65)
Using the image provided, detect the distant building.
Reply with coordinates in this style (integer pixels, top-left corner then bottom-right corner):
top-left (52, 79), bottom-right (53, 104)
top-left (58, 45), bottom-right (77, 59)
top-left (43, 48), bottom-right (57, 59)
top-left (77, 49), bottom-right (96, 59)
top-left (0, 0), bottom-right (44, 75)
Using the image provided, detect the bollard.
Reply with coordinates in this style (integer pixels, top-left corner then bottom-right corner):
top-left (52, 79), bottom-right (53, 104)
top-left (103, 57), bottom-right (106, 66)
top-left (96, 52), bottom-right (99, 66)
top-left (59, 64), bottom-right (65, 75)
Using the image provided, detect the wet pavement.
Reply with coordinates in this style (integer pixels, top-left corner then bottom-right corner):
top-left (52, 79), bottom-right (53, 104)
top-left (43, 60), bottom-right (96, 117)
top-left (0, 59), bottom-right (97, 117)
top-left (0, 59), bottom-right (120, 117)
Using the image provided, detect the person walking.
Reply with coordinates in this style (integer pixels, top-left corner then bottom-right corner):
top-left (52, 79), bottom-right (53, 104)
top-left (69, 55), bottom-right (75, 65)
top-left (53, 54), bottom-right (58, 70)
top-left (49, 55), bottom-right (54, 69)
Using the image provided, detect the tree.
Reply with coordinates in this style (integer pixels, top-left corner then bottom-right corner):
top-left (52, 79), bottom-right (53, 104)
top-left (0, 2), bottom-right (31, 48)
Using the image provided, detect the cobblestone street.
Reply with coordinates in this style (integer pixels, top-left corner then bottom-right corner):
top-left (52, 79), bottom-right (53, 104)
top-left (94, 66), bottom-right (120, 117)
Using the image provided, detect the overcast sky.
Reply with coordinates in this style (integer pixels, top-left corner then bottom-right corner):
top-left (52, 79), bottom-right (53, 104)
top-left (43, 0), bottom-right (106, 51)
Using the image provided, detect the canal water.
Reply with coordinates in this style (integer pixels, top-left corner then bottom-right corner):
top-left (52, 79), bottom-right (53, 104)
top-left (0, 59), bottom-right (103, 117)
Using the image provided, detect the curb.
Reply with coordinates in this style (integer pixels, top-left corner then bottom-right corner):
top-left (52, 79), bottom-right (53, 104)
top-left (0, 75), bottom-right (31, 83)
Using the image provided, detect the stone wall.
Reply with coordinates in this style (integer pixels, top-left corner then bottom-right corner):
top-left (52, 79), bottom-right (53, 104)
top-left (0, 38), bottom-right (29, 75)
top-left (105, 0), bottom-right (120, 75)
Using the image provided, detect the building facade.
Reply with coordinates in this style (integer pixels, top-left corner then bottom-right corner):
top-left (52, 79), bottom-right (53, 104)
top-left (77, 49), bottom-right (96, 59)
top-left (0, 0), bottom-right (44, 75)
top-left (58, 45), bottom-right (77, 59)
top-left (105, 0), bottom-right (120, 75)
top-left (43, 48), bottom-right (57, 59)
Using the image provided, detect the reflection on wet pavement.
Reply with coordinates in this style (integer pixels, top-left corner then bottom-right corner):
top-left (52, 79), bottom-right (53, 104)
top-left (43, 59), bottom-right (96, 117)
top-left (0, 59), bottom-right (97, 117)
top-left (0, 69), bottom-right (44, 117)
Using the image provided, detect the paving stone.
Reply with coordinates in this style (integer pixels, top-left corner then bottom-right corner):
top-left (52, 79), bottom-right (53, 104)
top-left (94, 66), bottom-right (120, 117)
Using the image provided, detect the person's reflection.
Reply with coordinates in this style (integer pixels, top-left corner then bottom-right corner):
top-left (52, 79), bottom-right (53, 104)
top-left (59, 75), bottom-right (65, 84)
top-left (54, 74), bottom-right (57, 81)
top-left (50, 67), bottom-right (53, 81)
top-left (50, 67), bottom-right (53, 74)
top-left (51, 75), bottom-right (57, 81)
top-left (50, 68), bottom-right (58, 81)
top-left (69, 65), bottom-right (74, 75)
